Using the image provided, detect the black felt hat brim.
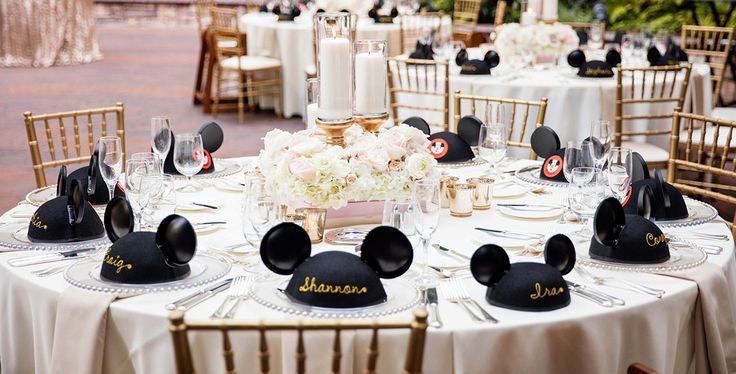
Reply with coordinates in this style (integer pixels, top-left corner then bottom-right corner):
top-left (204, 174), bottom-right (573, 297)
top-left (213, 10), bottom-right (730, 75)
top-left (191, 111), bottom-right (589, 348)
top-left (589, 215), bottom-right (670, 264)
top-left (68, 166), bottom-right (113, 204)
top-left (27, 196), bottom-right (105, 243)
top-left (100, 232), bottom-right (191, 284)
top-left (485, 262), bottom-right (570, 312)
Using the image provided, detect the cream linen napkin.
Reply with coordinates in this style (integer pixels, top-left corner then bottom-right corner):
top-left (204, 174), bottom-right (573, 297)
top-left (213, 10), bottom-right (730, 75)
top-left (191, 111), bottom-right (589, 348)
top-left (50, 288), bottom-right (116, 374)
top-left (667, 263), bottom-right (736, 374)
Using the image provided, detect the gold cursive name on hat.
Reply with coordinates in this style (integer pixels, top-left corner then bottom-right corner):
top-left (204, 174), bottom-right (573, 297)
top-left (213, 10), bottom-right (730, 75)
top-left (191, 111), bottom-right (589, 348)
top-left (529, 282), bottom-right (564, 300)
top-left (461, 65), bottom-right (477, 72)
top-left (298, 276), bottom-right (367, 295)
top-left (584, 67), bottom-right (611, 76)
top-left (30, 213), bottom-right (47, 230)
top-left (645, 232), bottom-right (666, 247)
top-left (104, 254), bottom-right (133, 273)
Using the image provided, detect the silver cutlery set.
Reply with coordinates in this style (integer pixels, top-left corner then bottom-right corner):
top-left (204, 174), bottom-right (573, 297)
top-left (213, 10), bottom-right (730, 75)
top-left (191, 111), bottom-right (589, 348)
top-left (165, 276), bottom-right (254, 318)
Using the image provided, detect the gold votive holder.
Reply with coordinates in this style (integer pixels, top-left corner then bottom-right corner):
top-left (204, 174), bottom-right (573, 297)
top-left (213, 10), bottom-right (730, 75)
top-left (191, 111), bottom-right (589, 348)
top-left (467, 177), bottom-right (494, 210)
top-left (295, 207), bottom-right (327, 243)
top-left (440, 175), bottom-right (459, 209)
top-left (315, 118), bottom-right (353, 147)
top-left (354, 113), bottom-right (388, 134)
top-left (448, 183), bottom-right (475, 217)
top-left (283, 214), bottom-right (306, 227)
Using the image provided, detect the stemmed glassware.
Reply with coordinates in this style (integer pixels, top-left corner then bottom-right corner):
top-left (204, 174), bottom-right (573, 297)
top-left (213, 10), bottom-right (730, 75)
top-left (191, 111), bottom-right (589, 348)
top-left (569, 167), bottom-right (605, 237)
top-left (149, 174), bottom-right (177, 228)
top-left (150, 116), bottom-right (171, 172)
top-left (608, 147), bottom-right (633, 202)
top-left (478, 103), bottom-right (507, 177)
top-left (125, 158), bottom-right (158, 231)
top-left (589, 119), bottom-right (612, 185)
top-left (412, 178), bottom-right (441, 288)
top-left (241, 172), bottom-right (266, 247)
top-left (563, 140), bottom-right (595, 182)
top-left (248, 191), bottom-right (277, 243)
top-left (97, 136), bottom-right (123, 201)
top-left (131, 152), bottom-right (163, 175)
top-left (173, 133), bottom-right (204, 192)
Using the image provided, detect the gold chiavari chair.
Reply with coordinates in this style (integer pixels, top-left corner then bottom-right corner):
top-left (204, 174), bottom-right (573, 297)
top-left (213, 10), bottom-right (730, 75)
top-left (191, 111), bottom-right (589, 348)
top-left (307, 13), bottom-right (358, 80)
top-left (210, 6), bottom-right (283, 124)
top-left (680, 25), bottom-right (734, 107)
top-left (193, 0), bottom-right (216, 107)
top-left (387, 58), bottom-right (450, 131)
top-left (169, 308), bottom-right (428, 374)
top-left (399, 13), bottom-right (443, 56)
top-left (668, 111), bottom-right (736, 236)
top-left (494, 0), bottom-right (507, 26)
top-left (451, 0), bottom-right (481, 46)
top-left (454, 90), bottom-right (549, 159)
top-left (615, 63), bottom-right (692, 169)
top-left (23, 103), bottom-right (126, 188)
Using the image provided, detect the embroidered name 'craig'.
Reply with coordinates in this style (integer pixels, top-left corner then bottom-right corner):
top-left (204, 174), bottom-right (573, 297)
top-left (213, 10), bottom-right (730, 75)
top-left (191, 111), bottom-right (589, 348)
top-left (104, 254), bottom-right (133, 274)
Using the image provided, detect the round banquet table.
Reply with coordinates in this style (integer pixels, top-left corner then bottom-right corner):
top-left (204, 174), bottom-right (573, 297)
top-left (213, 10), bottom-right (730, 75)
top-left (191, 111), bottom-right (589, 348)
top-left (1, 157), bottom-right (735, 373)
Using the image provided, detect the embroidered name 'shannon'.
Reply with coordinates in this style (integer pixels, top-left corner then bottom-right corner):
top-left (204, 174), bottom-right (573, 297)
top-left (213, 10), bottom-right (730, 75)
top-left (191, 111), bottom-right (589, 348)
top-left (298, 276), bottom-right (368, 295)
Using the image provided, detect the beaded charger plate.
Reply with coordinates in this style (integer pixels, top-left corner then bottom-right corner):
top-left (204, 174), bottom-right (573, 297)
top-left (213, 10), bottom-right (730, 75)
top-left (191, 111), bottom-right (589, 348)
top-left (64, 253), bottom-right (231, 295)
top-left (436, 157), bottom-right (487, 169)
top-left (172, 159), bottom-right (244, 181)
top-left (250, 276), bottom-right (421, 318)
top-left (576, 240), bottom-right (707, 273)
top-left (25, 185), bottom-right (58, 207)
top-left (0, 223), bottom-right (111, 252)
top-left (653, 198), bottom-right (718, 229)
top-left (514, 165), bottom-right (568, 187)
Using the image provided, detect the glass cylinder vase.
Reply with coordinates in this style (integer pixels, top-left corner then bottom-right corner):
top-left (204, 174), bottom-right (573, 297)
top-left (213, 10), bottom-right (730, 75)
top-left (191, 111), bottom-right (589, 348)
top-left (304, 77), bottom-right (319, 129)
top-left (315, 12), bottom-right (353, 123)
top-left (353, 40), bottom-right (387, 118)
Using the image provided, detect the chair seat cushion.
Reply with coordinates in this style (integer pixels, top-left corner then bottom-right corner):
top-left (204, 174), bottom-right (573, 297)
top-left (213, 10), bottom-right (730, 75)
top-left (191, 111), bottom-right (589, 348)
top-left (711, 107), bottom-right (736, 121)
top-left (679, 125), bottom-right (736, 148)
top-left (621, 140), bottom-right (669, 163)
top-left (220, 56), bottom-right (281, 71)
top-left (216, 39), bottom-right (238, 49)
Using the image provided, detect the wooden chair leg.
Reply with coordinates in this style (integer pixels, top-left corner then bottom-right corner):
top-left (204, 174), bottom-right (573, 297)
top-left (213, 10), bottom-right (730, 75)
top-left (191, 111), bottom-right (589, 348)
top-left (276, 69), bottom-right (284, 118)
top-left (213, 67), bottom-right (221, 119)
top-left (193, 33), bottom-right (207, 105)
top-left (238, 72), bottom-right (247, 124)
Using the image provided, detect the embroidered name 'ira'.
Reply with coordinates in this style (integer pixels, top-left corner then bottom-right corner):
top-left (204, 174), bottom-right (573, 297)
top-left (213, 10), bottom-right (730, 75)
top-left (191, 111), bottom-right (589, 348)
top-left (104, 254), bottom-right (133, 274)
top-left (529, 282), bottom-right (564, 300)
top-left (30, 213), bottom-right (47, 230)
top-left (298, 277), bottom-right (367, 295)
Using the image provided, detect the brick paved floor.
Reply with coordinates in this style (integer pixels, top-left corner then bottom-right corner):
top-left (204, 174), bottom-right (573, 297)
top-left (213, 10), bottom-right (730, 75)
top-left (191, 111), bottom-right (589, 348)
top-left (0, 23), bottom-right (303, 212)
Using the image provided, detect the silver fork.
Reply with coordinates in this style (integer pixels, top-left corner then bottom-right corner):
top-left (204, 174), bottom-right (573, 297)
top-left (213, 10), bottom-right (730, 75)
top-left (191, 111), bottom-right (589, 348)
top-left (224, 276), bottom-right (253, 319)
top-left (210, 276), bottom-right (246, 319)
top-left (32, 263), bottom-right (71, 277)
top-left (450, 279), bottom-right (499, 323)
top-left (439, 280), bottom-right (483, 322)
top-left (575, 267), bottom-right (665, 298)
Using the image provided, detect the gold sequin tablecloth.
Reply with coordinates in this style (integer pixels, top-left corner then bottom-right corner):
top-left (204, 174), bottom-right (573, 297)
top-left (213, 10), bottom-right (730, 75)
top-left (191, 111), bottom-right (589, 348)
top-left (0, 0), bottom-right (102, 67)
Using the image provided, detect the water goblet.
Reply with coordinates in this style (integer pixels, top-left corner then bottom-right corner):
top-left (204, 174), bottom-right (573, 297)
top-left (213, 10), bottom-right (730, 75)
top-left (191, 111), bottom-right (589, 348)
top-left (173, 133), bottom-right (204, 192)
top-left (97, 136), bottom-right (123, 201)
top-left (569, 167), bottom-right (605, 238)
top-left (150, 116), bottom-right (171, 172)
top-left (478, 123), bottom-right (507, 178)
top-left (125, 158), bottom-right (158, 231)
top-left (608, 147), bottom-right (633, 202)
top-left (413, 178), bottom-right (441, 288)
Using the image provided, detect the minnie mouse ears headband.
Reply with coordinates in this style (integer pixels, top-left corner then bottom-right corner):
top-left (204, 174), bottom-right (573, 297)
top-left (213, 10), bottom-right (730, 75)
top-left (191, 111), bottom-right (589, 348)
top-left (104, 197), bottom-right (197, 266)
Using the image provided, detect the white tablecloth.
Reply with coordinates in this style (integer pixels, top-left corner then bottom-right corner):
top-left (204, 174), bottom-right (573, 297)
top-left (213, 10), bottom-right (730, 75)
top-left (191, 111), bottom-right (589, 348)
top-left (1, 157), bottom-right (735, 373)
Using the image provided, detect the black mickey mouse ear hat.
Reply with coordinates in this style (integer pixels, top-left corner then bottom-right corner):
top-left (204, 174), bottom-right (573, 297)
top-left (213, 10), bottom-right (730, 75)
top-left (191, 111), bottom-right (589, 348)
top-left (67, 179), bottom-right (86, 226)
top-left (156, 215), bottom-right (197, 267)
top-left (484, 50), bottom-right (500, 68)
top-left (470, 244), bottom-right (510, 286)
top-left (57, 165), bottom-right (68, 197)
top-left (605, 48), bottom-right (622, 66)
top-left (629, 151), bottom-right (650, 182)
top-left (637, 185), bottom-right (653, 220)
top-left (104, 197), bottom-right (135, 242)
top-left (653, 169), bottom-right (671, 212)
top-left (593, 197), bottom-right (626, 247)
top-left (455, 48), bottom-right (469, 66)
top-left (428, 132), bottom-right (475, 162)
top-left (530, 126), bottom-right (561, 159)
top-left (457, 115), bottom-right (483, 146)
top-left (87, 142), bottom-right (102, 196)
top-left (260, 222), bottom-right (312, 275)
top-left (647, 46), bottom-right (663, 66)
top-left (544, 234), bottom-right (576, 275)
top-left (402, 116), bottom-right (430, 135)
top-left (567, 49), bottom-right (586, 68)
top-left (360, 226), bottom-right (413, 279)
top-left (198, 121), bottom-right (224, 154)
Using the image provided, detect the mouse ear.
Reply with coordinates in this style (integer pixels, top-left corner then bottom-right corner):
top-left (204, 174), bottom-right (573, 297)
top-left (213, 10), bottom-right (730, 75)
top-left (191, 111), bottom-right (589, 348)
top-left (567, 49), bottom-right (586, 68)
top-left (483, 50), bottom-right (500, 69)
top-left (198, 122), bottom-right (224, 153)
top-left (647, 46), bottom-right (662, 66)
top-left (653, 169), bottom-right (671, 209)
top-left (628, 152), bottom-right (650, 182)
top-left (470, 244), bottom-right (510, 287)
top-left (57, 165), bottom-right (68, 197)
top-left (360, 226), bottom-right (413, 278)
top-left (104, 197), bottom-right (134, 242)
top-left (455, 48), bottom-right (469, 66)
top-left (87, 152), bottom-right (99, 196)
top-left (260, 222), bottom-right (311, 275)
top-left (156, 215), bottom-right (197, 266)
top-left (368, 7), bottom-right (377, 19)
top-left (67, 179), bottom-right (86, 226)
top-left (530, 126), bottom-right (561, 158)
top-left (390, 7), bottom-right (398, 17)
top-left (605, 48), bottom-right (622, 66)
top-left (544, 234), bottom-right (576, 275)
top-left (457, 115), bottom-right (483, 146)
top-left (402, 116), bottom-right (431, 135)
top-left (593, 197), bottom-right (626, 246)
top-left (637, 184), bottom-right (653, 220)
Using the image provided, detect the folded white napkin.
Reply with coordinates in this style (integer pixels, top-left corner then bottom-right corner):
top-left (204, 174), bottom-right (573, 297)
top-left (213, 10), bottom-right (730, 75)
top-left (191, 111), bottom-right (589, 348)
top-left (50, 288), bottom-right (116, 374)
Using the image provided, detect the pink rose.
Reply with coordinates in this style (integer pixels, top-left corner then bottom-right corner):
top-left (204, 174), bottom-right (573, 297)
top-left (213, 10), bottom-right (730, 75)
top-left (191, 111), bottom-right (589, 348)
top-left (384, 136), bottom-right (407, 160)
top-left (346, 174), bottom-right (357, 184)
top-left (357, 150), bottom-right (369, 161)
top-left (289, 157), bottom-right (317, 183)
top-left (388, 160), bottom-right (402, 171)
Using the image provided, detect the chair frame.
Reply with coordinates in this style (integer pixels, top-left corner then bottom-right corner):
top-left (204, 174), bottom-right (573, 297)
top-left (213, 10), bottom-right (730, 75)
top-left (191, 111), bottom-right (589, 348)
top-left (399, 13), bottom-right (443, 56)
top-left (451, 0), bottom-right (482, 46)
top-left (387, 58), bottom-right (450, 131)
top-left (454, 90), bottom-right (548, 159)
top-left (615, 63), bottom-right (692, 168)
top-left (169, 308), bottom-right (428, 374)
top-left (23, 103), bottom-right (125, 188)
top-left (680, 25), bottom-right (734, 107)
top-left (668, 111), bottom-right (736, 235)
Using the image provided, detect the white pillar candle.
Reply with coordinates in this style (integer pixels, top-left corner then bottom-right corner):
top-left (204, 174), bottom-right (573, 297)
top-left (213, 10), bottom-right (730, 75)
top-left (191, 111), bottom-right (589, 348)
top-left (354, 51), bottom-right (386, 115)
top-left (520, 10), bottom-right (537, 26)
top-left (318, 37), bottom-right (352, 121)
top-left (306, 103), bottom-right (318, 129)
top-left (528, 0), bottom-right (542, 15)
top-left (542, 0), bottom-right (558, 21)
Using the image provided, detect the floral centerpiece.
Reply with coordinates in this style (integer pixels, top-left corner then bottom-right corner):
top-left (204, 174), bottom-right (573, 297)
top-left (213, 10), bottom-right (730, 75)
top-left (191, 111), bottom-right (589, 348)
top-left (314, 0), bottom-right (373, 16)
top-left (494, 22), bottom-right (579, 64)
top-left (258, 124), bottom-right (438, 209)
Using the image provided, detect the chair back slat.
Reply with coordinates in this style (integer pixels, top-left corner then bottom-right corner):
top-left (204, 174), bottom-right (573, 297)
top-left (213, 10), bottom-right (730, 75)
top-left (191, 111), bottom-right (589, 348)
top-left (399, 14), bottom-right (442, 56)
top-left (680, 25), bottom-right (734, 106)
top-left (23, 103), bottom-right (126, 188)
top-left (454, 90), bottom-right (549, 159)
top-left (168, 309), bottom-right (428, 374)
top-left (388, 58), bottom-right (450, 131)
top-left (195, 0), bottom-right (216, 35)
top-left (669, 111), bottom-right (736, 235)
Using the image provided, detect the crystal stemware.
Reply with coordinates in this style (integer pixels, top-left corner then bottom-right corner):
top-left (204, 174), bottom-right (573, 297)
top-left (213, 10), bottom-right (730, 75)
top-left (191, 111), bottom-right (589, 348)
top-left (478, 123), bottom-right (507, 178)
top-left (173, 133), bottom-right (204, 192)
top-left (149, 174), bottom-right (177, 228)
top-left (569, 167), bottom-right (604, 238)
top-left (608, 147), bottom-right (633, 202)
top-left (150, 116), bottom-right (171, 172)
top-left (589, 120), bottom-right (612, 174)
top-left (125, 158), bottom-right (158, 231)
top-left (97, 136), bottom-right (123, 201)
top-left (412, 178), bottom-right (441, 288)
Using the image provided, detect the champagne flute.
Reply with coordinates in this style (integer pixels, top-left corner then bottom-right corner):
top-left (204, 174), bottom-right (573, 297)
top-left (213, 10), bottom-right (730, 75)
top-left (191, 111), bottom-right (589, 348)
top-left (173, 133), bottom-right (204, 192)
top-left (150, 116), bottom-right (171, 172)
top-left (608, 147), bottom-right (633, 202)
top-left (413, 178), bottom-right (441, 288)
top-left (98, 136), bottom-right (123, 202)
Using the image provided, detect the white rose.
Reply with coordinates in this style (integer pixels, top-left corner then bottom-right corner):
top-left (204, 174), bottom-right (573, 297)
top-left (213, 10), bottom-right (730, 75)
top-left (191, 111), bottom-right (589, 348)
top-left (406, 153), bottom-right (430, 179)
top-left (289, 137), bottom-right (325, 156)
top-left (367, 149), bottom-right (390, 171)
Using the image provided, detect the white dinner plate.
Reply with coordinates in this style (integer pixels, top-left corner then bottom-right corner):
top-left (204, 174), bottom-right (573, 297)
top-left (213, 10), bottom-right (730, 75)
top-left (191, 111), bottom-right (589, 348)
top-left (214, 179), bottom-right (245, 192)
top-left (497, 205), bottom-right (564, 220)
top-left (472, 230), bottom-right (540, 249)
top-left (176, 199), bottom-right (223, 211)
top-left (493, 183), bottom-right (529, 198)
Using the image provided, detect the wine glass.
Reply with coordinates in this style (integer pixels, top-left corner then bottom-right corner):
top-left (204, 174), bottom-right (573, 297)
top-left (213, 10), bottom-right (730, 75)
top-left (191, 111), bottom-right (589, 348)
top-left (608, 147), bottom-right (633, 202)
top-left (563, 141), bottom-right (595, 182)
top-left (149, 174), bottom-right (177, 228)
top-left (412, 178), bottom-right (440, 288)
top-left (589, 120), bottom-right (612, 179)
top-left (478, 123), bottom-right (507, 178)
top-left (569, 167), bottom-right (605, 237)
top-left (131, 152), bottom-right (163, 175)
top-left (173, 133), bottom-right (204, 192)
top-left (248, 194), bottom-right (277, 243)
top-left (125, 158), bottom-right (158, 231)
top-left (150, 116), bottom-right (171, 172)
top-left (97, 136), bottom-right (123, 201)
top-left (240, 173), bottom-right (266, 248)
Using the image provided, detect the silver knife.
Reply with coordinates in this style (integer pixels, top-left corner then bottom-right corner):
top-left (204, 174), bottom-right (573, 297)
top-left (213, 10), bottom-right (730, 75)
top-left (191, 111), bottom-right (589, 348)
top-left (566, 281), bottom-right (618, 307)
top-left (166, 278), bottom-right (233, 311)
top-left (8, 247), bottom-right (97, 267)
top-left (426, 288), bottom-right (443, 328)
top-left (475, 227), bottom-right (545, 240)
top-left (432, 244), bottom-right (470, 261)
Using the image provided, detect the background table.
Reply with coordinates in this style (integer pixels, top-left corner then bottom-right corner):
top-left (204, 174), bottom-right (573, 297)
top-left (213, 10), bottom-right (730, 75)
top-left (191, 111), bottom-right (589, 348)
top-left (1, 157), bottom-right (734, 373)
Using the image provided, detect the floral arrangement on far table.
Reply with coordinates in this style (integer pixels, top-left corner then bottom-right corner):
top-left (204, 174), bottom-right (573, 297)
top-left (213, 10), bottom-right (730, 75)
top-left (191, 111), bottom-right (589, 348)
top-left (494, 22), bottom-right (579, 62)
top-left (258, 124), bottom-right (439, 209)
